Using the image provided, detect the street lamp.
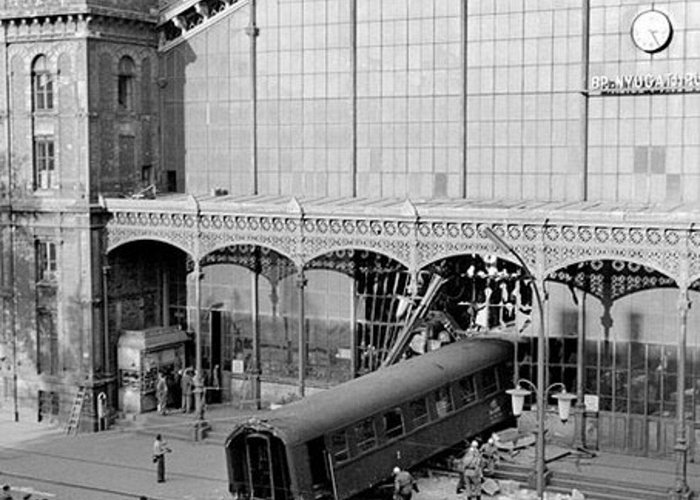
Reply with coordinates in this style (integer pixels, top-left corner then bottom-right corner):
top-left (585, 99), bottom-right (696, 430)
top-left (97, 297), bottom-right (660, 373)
top-left (507, 380), bottom-right (576, 493)
top-left (508, 380), bottom-right (577, 423)
top-left (483, 226), bottom-right (548, 498)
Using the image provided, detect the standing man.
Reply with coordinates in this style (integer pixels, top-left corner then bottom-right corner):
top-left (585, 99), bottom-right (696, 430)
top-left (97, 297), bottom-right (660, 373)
top-left (480, 436), bottom-right (499, 476)
top-left (456, 441), bottom-right (482, 499)
top-left (181, 368), bottom-right (193, 413)
top-left (156, 372), bottom-right (168, 415)
top-left (393, 466), bottom-right (419, 500)
top-left (153, 434), bottom-right (172, 483)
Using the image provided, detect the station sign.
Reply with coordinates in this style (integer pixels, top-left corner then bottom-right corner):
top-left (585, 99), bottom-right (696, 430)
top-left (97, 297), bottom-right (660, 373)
top-left (590, 71), bottom-right (700, 94)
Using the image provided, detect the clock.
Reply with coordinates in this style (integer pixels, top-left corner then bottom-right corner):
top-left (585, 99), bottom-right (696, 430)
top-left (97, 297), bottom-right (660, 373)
top-left (631, 10), bottom-right (673, 54)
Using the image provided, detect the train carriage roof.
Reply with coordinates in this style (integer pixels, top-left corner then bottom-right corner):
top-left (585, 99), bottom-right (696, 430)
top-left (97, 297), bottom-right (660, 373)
top-left (228, 337), bottom-right (513, 447)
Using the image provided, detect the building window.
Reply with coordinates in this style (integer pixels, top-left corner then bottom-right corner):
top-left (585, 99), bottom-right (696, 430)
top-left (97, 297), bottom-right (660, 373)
top-left (36, 240), bottom-right (57, 283)
top-left (34, 136), bottom-right (56, 189)
top-left (141, 165), bottom-right (153, 186)
top-left (32, 55), bottom-right (54, 111)
top-left (117, 56), bottom-right (135, 110)
top-left (37, 308), bottom-right (58, 375)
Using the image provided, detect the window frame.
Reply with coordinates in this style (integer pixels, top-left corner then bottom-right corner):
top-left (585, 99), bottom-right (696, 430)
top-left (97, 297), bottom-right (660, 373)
top-left (32, 55), bottom-right (54, 112)
top-left (382, 407), bottom-right (405, 441)
top-left (117, 56), bottom-right (136, 110)
top-left (458, 375), bottom-right (478, 406)
top-left (408, 396), bottom-right (430, 429)
top-left (434, 384), bottom-right (454, 418)
top-left (354, 416), bottom-right (377, 454)
top-left (329, 429), bottom-right (350, 463)
top-left (34, 136), bottom-right (56, 190)
top-left (36, 239), bottom-right (57, 283)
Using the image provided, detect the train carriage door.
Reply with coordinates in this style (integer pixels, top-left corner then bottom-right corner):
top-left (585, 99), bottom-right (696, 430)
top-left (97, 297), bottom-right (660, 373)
top-left (245, 433), bottom-right (290, 500)
top-left (307, 437), bottom-right (333, 499)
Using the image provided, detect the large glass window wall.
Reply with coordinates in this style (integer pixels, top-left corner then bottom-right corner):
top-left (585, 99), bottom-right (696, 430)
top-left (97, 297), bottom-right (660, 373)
top-left (587, 1), bottom-right (700, 202)
top-left (465, 1), bottom-right (583, 201)
top-left (356, 0), bottom-right (462, 198)
top-left (258, 0), bottom-right (353, 196)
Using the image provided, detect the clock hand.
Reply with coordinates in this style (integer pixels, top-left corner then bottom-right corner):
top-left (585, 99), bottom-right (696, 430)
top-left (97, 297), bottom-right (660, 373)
top-left (648, 29), bottom-right (660, 45)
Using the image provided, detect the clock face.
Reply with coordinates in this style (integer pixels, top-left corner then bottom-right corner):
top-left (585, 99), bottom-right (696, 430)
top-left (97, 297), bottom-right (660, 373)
top-left (631, 10), bottom-right (673, 53)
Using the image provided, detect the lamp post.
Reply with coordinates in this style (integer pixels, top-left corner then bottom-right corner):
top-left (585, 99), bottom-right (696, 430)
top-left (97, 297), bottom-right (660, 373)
top-left (483, 227), bottom-right (549, 498)
top-left (192, 260), bottom-right (209, 440)
top-left (507, 380), bottom-right (577, 493)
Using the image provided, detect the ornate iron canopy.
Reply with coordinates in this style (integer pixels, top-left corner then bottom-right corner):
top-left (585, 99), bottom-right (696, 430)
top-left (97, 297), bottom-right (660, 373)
top-left (102, 194), bottom-right (700, 292)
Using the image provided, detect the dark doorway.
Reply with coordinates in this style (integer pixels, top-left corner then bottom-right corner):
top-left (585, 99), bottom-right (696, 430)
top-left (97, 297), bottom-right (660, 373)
top-left (210, 310), bottom-right (223, 403)
top-left (244, 433), bottom-right (290, 500)
top-left (211, 310), bottom-right (222, 370)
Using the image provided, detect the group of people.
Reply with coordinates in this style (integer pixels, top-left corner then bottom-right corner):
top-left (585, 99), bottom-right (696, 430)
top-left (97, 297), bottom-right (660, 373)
top-left (155, 365), bottom-right (221, 416)
top-left (456, 436), bottom-right (500, 499)
top-left (391, 435), bottom-right (499, 500)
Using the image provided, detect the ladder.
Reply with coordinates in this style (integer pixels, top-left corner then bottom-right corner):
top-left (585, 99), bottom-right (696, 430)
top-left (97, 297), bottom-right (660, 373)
top-left (65, 386), bottom-right (87, 435)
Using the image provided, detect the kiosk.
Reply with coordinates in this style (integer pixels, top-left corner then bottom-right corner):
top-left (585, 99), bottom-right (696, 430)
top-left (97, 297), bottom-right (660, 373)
top-left (117, 326), bottom-right (189, 413)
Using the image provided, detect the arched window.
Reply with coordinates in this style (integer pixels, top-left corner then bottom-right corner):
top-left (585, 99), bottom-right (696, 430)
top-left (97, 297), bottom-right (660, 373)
top-left (32, 55), bottom-right (54, 111)
top-left (117, 56), bottom-right (135, 110)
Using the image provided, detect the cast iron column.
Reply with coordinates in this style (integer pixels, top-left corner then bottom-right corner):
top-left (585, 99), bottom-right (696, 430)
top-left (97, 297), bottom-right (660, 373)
top-left (297, 270), bottom-right (307, 397)
top-left (574, 291), bottom-right (587, 449)
top-left (193, 260), bottom-right (207, 439)
top-left (672, 289), bottom-right (693, 499)
top-left (251, 252), bottom-right (261, 409)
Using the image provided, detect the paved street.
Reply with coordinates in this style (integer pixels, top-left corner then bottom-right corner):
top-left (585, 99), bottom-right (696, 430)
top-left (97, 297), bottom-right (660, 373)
top-left (0, 419), bottom-right (229, 500)
top-left (0, 416), bottom-right (564, 500)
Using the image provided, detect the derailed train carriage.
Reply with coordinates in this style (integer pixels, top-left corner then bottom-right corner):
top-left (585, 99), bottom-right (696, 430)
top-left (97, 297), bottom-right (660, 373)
top-left (224, 337), bottom-right (514, 500)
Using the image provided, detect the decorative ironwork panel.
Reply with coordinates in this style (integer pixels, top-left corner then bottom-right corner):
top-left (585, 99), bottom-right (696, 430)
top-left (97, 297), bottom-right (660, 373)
top-left (106, 211), bottom-right (198, 257)
top-left (544, 225), bottom-right (683, 282)
top-left (302, 217), bottom-right (414, 268)
top-left (103, 197), bottom-right (700, 289)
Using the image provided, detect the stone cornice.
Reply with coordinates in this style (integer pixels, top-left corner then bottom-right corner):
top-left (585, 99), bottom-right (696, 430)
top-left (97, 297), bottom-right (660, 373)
top-left (1, 12), bottom-right (157, 45)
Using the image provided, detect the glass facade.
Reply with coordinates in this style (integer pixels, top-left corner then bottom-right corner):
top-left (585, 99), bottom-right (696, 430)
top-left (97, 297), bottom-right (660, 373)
top-left (156, 0), bottom-right (700, 457)
top-left (588, 0), bottom-right (700, 202)
top-left (162, 0), bottom-right (700, 203)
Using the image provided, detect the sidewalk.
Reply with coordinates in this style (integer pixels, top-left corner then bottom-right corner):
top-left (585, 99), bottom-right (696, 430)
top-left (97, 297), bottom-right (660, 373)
top-left (0, 416), bottom-right (230, 500)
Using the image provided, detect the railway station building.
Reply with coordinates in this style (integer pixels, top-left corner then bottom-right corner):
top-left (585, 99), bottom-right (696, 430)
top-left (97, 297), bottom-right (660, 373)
top-left (1, 0), bottom-right (700, 467)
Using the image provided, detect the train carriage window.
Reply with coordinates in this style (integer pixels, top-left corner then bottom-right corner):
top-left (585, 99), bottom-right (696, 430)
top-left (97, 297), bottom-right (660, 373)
top-left (434, 385), bottom-right (454, 418)
top-left (481, 367), bottom-right (499, 396)
top-left (330, 430), bottom-right (350, 463)
top-left (409, 398), bottom-right (429, 428)
top-left (383, 408), bottom-right (404, 440)
top-left (458, 375), bottom-right (477, 405)
top-left (355, 417), bottom-right (377, 453)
